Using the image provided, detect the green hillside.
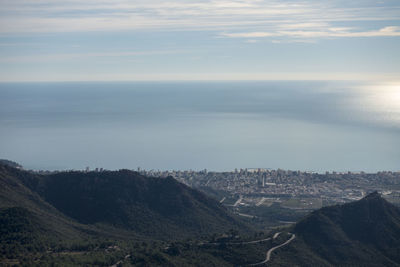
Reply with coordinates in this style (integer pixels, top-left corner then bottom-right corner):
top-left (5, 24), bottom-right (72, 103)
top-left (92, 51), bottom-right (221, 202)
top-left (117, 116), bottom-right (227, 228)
top-left (270, 192), bottom-right (400, 266)
top-left (23, 169), bottom-right (247, 239)
top-left (0, 162), bottom-right (258, 266)
top-left (0, 164), bottom-right (92, 240)
top-left (3, 161), bottom-right (400, 266)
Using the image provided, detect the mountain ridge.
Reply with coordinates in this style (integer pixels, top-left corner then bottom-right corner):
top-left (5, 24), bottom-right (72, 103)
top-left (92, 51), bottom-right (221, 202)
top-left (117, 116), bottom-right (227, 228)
top-left (270, 192), bottom-right (400, 266)
top-left (2, 161), bottom-right (400, 266)
top-left (0, 163), bottom-right (248, 240)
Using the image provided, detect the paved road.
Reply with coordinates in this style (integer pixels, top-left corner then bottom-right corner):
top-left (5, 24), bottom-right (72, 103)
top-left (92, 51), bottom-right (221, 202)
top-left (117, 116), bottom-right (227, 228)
top-left (205, 231), bottom-right (281, 246)
top-left (247, 233), bottom-right (296, 266)
top-left (110, 254), bottom-right (130, 267)
top-left (237, 212), bottom-right (255, 219)
top-left (236, 237), bottom-right (271, 245)
top-left (234, 195), bottom-right (243, 207)
top-left (256, 197), bottom-right (266, 207)
top-left (206, 237), bottom-right (271, 246)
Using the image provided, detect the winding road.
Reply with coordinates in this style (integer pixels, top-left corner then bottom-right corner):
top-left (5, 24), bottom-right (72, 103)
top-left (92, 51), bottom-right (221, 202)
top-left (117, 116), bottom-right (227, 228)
top-left (206, 237), bottom-right (271, 246)
top-left (247, 233), bottom-right (296, 266)
top-left (110, 254), bottom-right (130, 267)
top-left (256, 197), bottom-right (266, 207)
top-left (206, 232), bottom-right (281, 246)
top-left (234, 195), bottom-right (243, 207)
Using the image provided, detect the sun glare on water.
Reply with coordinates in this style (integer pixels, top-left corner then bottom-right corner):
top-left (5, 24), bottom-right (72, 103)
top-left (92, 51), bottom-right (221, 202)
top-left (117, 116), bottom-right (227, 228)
top-left (356, 83), bottom-right (400, 127)
top-left (380, 85), bottom-right (400, 107)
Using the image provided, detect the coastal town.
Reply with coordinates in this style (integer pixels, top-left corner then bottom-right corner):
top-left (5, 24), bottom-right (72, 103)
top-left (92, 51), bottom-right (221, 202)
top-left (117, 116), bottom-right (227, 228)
top-left (140, 168), bottom-right (400, 209)
top-left (32, 165), bottom-right (400, 213)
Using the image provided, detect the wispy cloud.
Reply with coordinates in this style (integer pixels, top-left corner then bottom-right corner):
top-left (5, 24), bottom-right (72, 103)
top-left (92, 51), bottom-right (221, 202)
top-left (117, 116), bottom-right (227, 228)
top-left (222, 26), bottom-right (400, 39)
top-left (0, 0), bottom-right (399, 37)
top-left (224, 32), bottom-right (279, 38)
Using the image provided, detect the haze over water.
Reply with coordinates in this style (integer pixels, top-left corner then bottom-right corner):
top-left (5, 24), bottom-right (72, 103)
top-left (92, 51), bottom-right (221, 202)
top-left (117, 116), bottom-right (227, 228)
top-left (0, 81), bottom-right (399, 172)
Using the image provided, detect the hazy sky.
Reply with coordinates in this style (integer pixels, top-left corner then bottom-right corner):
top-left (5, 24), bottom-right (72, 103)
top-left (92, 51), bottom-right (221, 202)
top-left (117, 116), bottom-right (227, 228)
top-left (0, 0), bottom-right (400, 81)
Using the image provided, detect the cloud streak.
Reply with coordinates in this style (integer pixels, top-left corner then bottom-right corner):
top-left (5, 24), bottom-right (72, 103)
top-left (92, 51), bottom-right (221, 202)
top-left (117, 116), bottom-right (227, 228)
top-left (0, 0), bottom-right (399, 39)
top-left (222, 26), bottom-right (400, 39)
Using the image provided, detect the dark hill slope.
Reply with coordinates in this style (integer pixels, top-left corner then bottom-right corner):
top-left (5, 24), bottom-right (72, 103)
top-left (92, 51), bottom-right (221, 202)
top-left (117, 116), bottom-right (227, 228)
top-left (3, 165), bottom-right (247, 239)
top-left (0, 159), bottom-right (22, 169)
top-left (271, 192), bottom-right (400, 266)
top-left (35, 170), bottom-right (246, 239)
top-left (0, 164), bottom-right (107, 258)
top-left (0, 207), bottom-right (46, 256)
top-left (0, 164), bottom-right (87, 240)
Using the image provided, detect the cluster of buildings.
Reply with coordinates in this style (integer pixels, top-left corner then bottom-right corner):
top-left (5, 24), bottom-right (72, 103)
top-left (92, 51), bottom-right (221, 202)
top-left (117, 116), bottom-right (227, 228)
top-left (30, 165), bottom-right (400, 208)
top-left (139, 168), bottom-right (400, 206)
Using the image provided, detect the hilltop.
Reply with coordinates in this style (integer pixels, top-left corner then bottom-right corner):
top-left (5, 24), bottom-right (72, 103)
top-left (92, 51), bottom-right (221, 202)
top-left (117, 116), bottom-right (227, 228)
top-left (34, 169), bottom-right (247, 239)
top-left (0, 163), bottom-right (247, 240)
top-left (270, 192), bottom-right (400, 266)
top-left (0, 159), bottom-right (22, 169)
top-left (0, 162), bottom-right (260, 265)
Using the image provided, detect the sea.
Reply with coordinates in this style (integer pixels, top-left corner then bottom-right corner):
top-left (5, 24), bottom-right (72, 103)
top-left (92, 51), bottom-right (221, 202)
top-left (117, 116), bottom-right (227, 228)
top-left (0, 81), bottom-right (399, 172)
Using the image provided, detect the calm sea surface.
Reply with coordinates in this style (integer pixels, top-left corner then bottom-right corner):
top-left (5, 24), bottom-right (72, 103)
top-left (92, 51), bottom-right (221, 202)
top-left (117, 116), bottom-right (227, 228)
top-left (0, 81), bottom-right (399, 172)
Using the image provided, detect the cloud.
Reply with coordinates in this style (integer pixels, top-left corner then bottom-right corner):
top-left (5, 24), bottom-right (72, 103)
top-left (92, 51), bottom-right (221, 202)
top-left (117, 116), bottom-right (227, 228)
top-left (0, 0), bottom-right (399, 35)
top-left (278, 22), bottom-right (329, 30)
top-left (223, 32), bottom-right (279, 38)
top-left (221, 26), bottom-right (400, 39)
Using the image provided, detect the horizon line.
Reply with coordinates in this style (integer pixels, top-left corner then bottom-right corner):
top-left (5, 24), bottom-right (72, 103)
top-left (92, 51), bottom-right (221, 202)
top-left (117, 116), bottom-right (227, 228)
top-left (0, 73), bottom-right (399, 83)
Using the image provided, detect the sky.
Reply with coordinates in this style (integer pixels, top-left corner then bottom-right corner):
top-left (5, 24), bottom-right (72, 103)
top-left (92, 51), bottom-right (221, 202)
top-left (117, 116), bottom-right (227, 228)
top-left (0, 0), bottom-right (400, 81)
